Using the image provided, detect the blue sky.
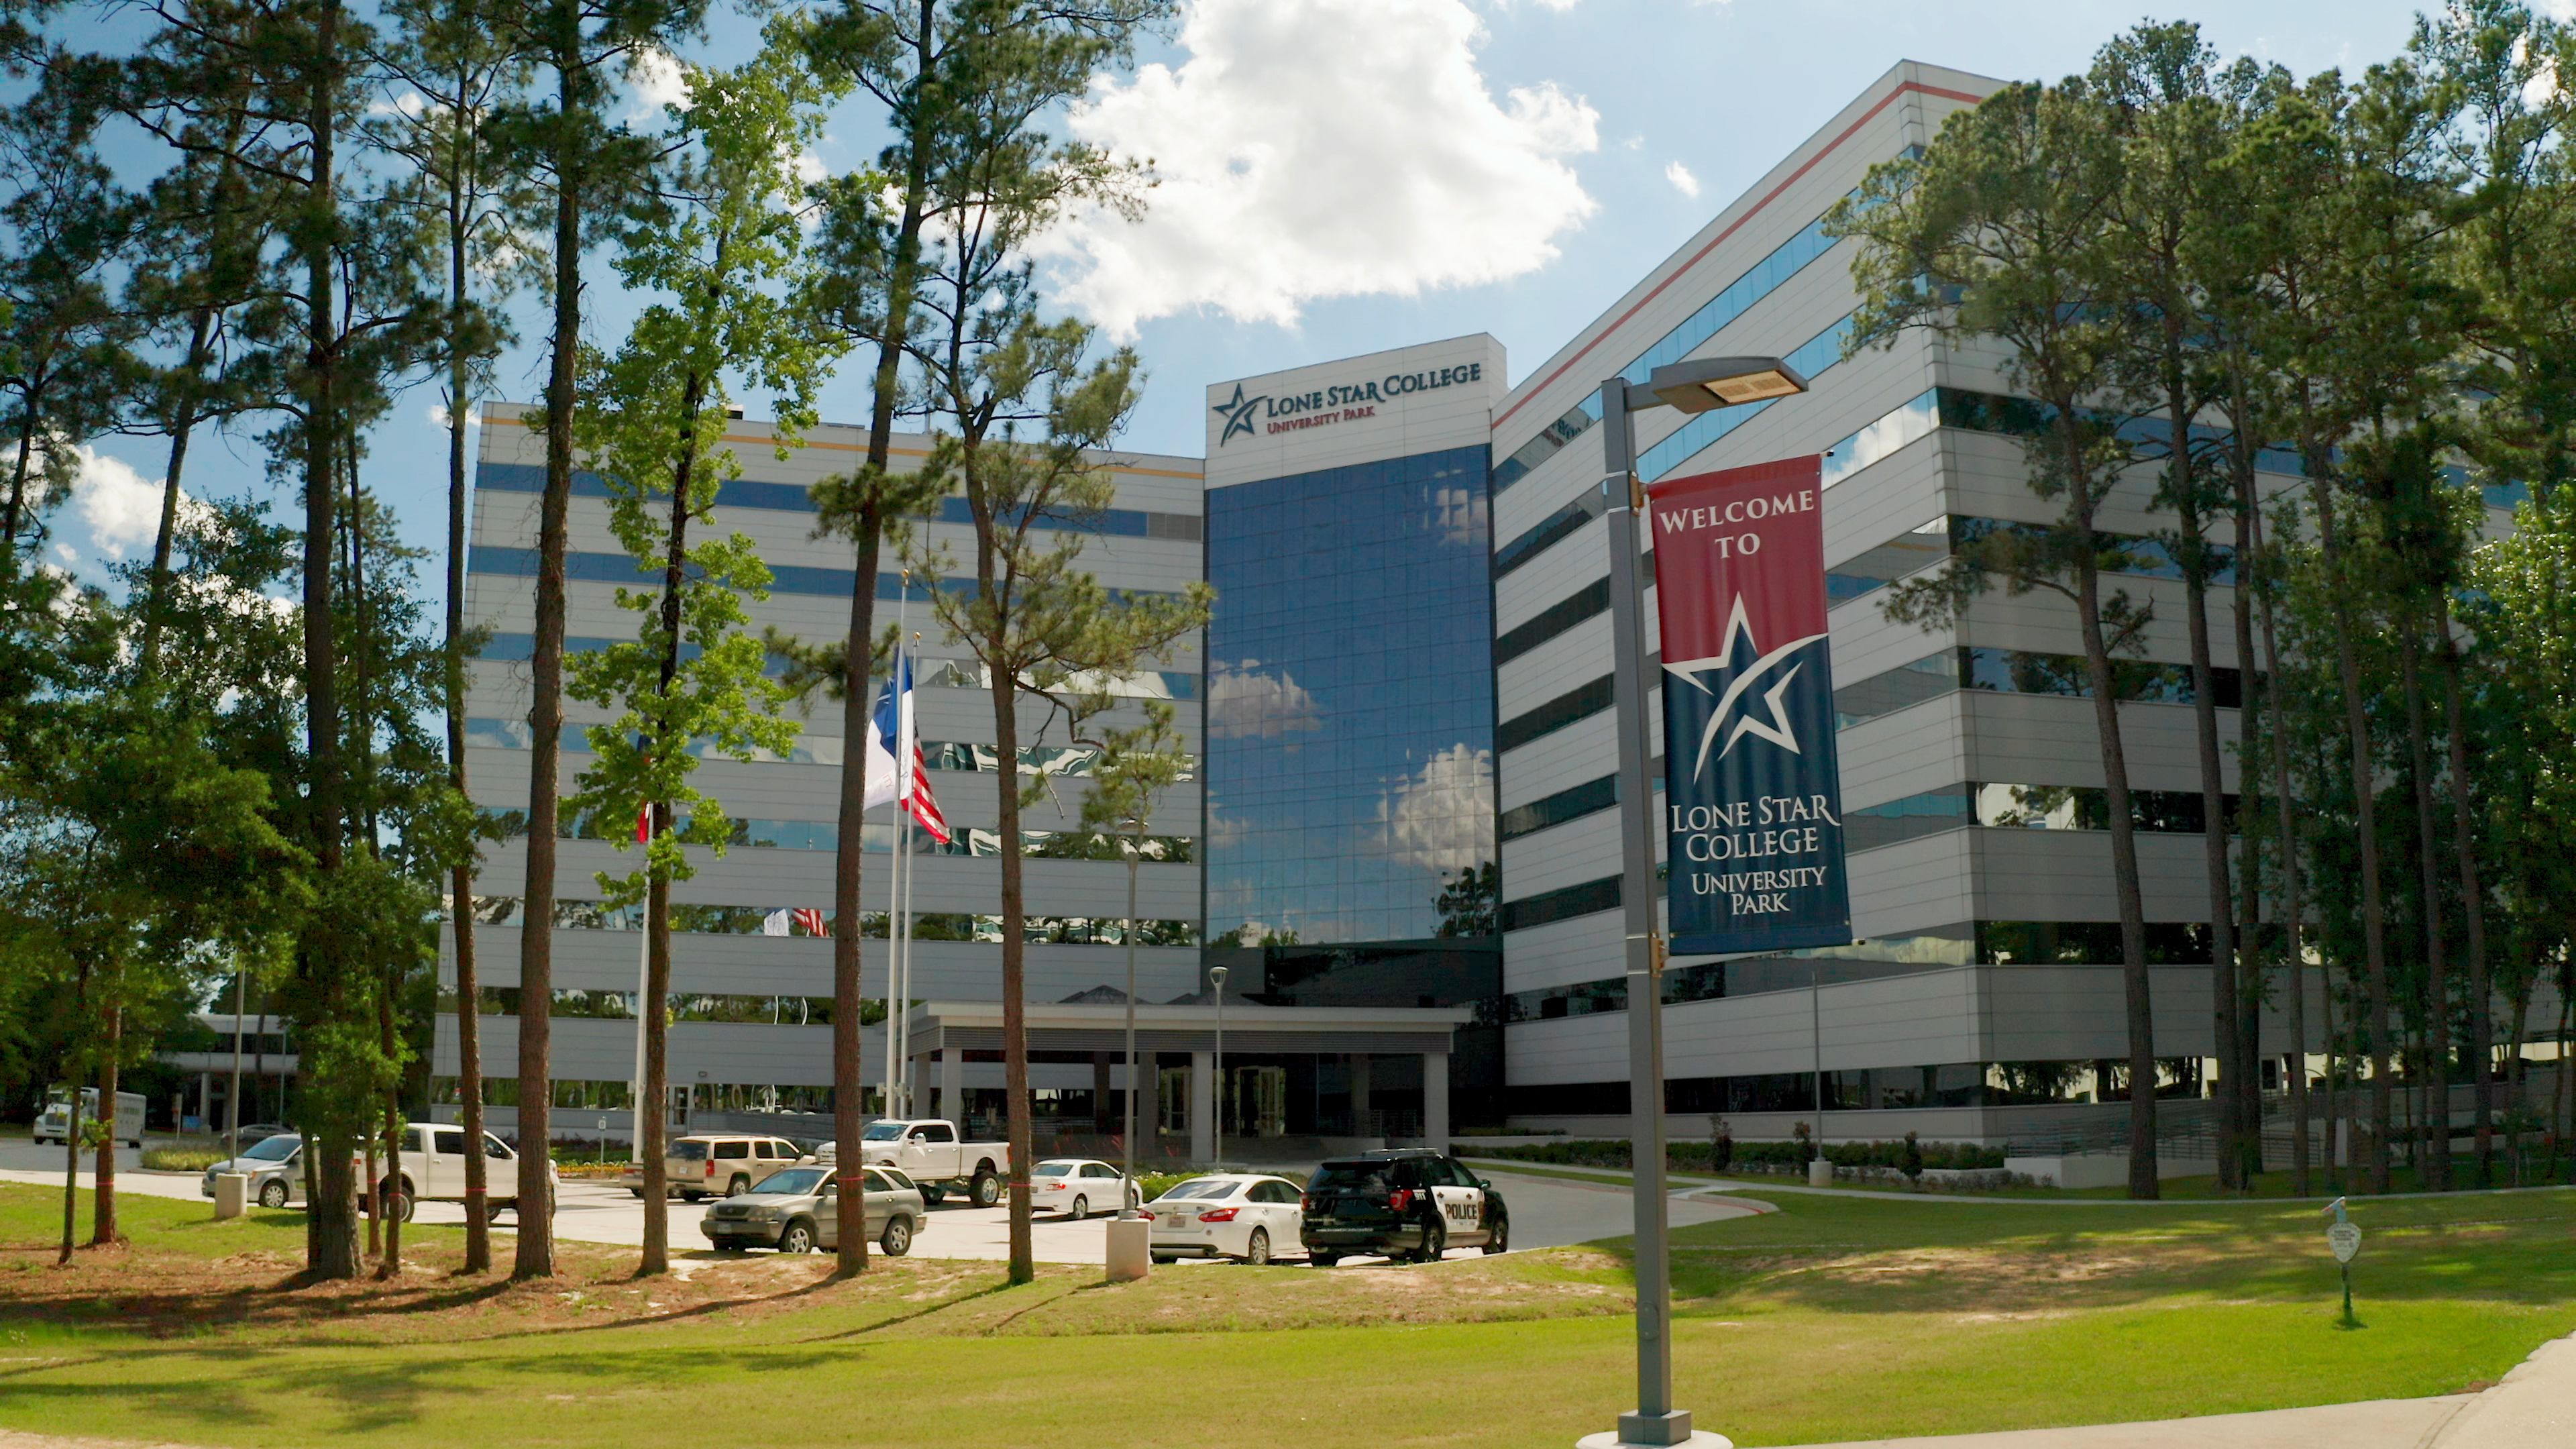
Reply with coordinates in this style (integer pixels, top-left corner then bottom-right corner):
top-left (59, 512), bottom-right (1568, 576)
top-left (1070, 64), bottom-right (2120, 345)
top-left (47, 0), bottom-right (2479, 604)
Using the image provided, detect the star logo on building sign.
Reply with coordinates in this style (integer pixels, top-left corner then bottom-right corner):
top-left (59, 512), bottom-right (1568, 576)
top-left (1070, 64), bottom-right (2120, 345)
top-left (1664, 596), bottom-right (1831, 780)
top-left (1211, 384), bottom-right (1264, 447)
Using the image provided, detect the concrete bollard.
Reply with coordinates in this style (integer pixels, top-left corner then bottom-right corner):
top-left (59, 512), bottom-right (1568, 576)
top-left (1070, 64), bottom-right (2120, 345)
top-left (1104, 1216), bottom-right (1151, 1283)
top-left (1807, 1159), bottom-right (1833, 1189)
top-left (214, 1173), bottom-right (250, 1220)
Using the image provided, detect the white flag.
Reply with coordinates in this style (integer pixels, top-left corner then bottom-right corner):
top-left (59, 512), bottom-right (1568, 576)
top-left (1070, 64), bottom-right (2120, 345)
top-left (761, 908), bottom-right (791, 938)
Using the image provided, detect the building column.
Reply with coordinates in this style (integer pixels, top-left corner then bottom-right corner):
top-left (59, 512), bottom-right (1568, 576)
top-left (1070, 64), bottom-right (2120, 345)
top-left (1424, 1051), bottom-right (1450, 1149)
top-left (939, 1049), bottom-right (961, 1124)
top-left (199, 1072), bottom-right (211, 1132)
top-left (1189, 1050), bottom-right (1214, 1163)
top-left (1348, 1053), bottom-right (1373, 1136)
top-left (1091, 1051), bottom-right (1116, 1134)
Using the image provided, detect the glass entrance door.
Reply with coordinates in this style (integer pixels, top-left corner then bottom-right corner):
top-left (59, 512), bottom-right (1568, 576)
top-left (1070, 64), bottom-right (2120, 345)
top-left (1227, 1065), bottom-right (1287, 1138)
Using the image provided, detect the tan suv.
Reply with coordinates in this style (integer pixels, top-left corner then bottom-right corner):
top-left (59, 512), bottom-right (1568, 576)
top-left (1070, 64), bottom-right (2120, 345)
top-left (624, 1134), bottom-right (810, 1201)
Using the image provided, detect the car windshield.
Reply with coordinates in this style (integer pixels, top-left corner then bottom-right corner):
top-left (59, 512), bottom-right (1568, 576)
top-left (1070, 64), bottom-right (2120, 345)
top-left (672, 1141), bottom-right (710, 1161)
top-left (862, 1122), bottom-right (906, 1141)
top-left (1152, 1179), bottom-right (1242, 1202)
top-left (1032, 1161), bottom-right (1081, 1178)
top-left (241, 1136), bottom-right (300, 1163)
top-left (1308, 1163), bottom-right (1392, 1194)
top-left (753, 1168), bottom-right (828, 1195)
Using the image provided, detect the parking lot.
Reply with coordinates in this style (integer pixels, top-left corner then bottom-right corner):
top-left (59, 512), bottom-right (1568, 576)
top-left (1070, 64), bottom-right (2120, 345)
top-left (0, 1138), bottom-right (1755, 1267)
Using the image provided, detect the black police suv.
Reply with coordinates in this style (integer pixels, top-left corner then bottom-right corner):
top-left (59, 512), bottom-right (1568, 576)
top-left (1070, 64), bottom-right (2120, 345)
top-left (1299, 1148), bottom-right (1509, 1266)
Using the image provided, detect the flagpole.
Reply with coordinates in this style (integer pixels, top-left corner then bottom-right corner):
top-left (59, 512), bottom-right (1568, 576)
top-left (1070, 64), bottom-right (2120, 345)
top-left (887, 575), bottom-right (914, 1118)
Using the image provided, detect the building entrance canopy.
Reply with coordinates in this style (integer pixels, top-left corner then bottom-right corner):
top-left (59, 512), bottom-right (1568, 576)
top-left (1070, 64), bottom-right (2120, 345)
top-left (901, 1000), bottom-right (1474, 1160)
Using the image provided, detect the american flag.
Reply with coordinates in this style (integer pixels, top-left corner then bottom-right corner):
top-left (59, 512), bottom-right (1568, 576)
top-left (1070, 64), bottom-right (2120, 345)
top-left (792, 906), bottom-right (826, 937)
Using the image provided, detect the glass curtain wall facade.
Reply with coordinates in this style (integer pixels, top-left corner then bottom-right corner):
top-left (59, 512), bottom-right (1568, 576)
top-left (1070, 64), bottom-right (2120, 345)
top-left (1202, 445), bottom-right (1499, 950)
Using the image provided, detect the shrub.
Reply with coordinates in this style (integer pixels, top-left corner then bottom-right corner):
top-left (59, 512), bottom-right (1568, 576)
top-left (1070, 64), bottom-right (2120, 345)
top-left (142, 1146), bottom-right (225, 1171)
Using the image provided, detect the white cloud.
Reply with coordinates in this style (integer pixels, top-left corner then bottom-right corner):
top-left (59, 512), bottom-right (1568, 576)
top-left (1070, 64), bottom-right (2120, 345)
top-left (2537, 1), bottom-right (2576, 21)
top-left (1665, 160), bottom-right (1701, 198)
top-left (1207, 659), bottom-right (1322, 739)
top-left (1042, 0), bottom-right (1599, 335)
top-left (627, 47), bottom-right (690, 120)
top-left (68, 445), bottom-right (185, 561)
top-left (1378, 742), bottom-right (1495, 873)
top-left (428, 401), bottom-right (482, 430)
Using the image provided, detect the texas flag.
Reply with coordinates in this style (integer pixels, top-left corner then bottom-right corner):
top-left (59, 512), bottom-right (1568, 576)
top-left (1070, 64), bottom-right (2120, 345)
top-left (867, 651), bottom-right (953, 845)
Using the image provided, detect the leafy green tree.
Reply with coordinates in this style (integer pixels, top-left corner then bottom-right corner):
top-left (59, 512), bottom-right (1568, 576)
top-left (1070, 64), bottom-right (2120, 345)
top-left (793, 0), bottom-right (1170, 1271)
top-left (2418, 0), bottom-right (2576, 1183)
top-left (374, 0), bottom-right (534, 1275)
top-left (1834, 78), bottom-right (2171, 1197)
top-left (2088, 23), bottom-right (2259, 1187)
top-left (488, 0), bottom-right (708, 1281)
top-left (560, 21), bottom-right (830, 1277)
top-left (0, 58), bottom-right (142, 567)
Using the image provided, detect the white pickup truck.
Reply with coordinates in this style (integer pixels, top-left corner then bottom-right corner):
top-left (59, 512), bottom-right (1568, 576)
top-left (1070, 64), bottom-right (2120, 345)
top-left (838, 1119), bottom-right (1010, 1207)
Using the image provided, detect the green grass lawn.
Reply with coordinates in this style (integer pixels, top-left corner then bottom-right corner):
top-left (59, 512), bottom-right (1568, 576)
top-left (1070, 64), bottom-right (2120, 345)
top-left (0, 1181), bottom-right (2568, 1448)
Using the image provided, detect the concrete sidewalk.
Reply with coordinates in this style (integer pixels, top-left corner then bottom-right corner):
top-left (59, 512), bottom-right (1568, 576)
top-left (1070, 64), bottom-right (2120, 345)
top-left (1778, 1395), bottom-right (2477, 1448)
top-left (1776, 1331), bottom-right (2576, 1448)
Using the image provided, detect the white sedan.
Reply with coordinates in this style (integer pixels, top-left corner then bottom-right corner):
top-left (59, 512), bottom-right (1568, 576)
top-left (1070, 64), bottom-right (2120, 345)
top-left (1027, 1158), bottom-right (1136, 1218)
top-left (1146, 1173), bottom-right (1304, 1265)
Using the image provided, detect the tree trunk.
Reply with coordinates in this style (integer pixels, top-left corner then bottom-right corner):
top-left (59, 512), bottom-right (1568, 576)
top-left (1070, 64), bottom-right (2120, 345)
top-left (378, 974), bottom-right (402, 1278)
top-left (2251, 500), bottom-right (2307, 1197)
top-left (442, 68), bottom-right (492, 1277)
top-left (5, 409), bottom-right (36, 561)
top-left (299, 0), bottom-right (358, 1282)
top-left (2436, 623), bottom-right (2491, 1187)
top-left (514, 28), bottom-right (586, 1281)
top-left (2074, 544), bottom-right (2157, 1198)
top-left (58, 965), bottom-right (87, 1267)
top-left (89, 1002), bottom-right (119, 1245)
top-left (2167, 405), bottom-right (2241, 1192)
top-left (2310, 482), bottom-right (2394, 1193)
top-left (635, 379), bottom-right (704, 1280)
top-left (829, 115), bottom-right (928, 1279)
top-left (641, 858), bottom-right (672, 1274)
top-left (138, 306), bottom-right (217, 680)
top-left (2397, 619), bottom-right (2451, 1191)
top-left (991, 650), bottom-right (1036, 1277)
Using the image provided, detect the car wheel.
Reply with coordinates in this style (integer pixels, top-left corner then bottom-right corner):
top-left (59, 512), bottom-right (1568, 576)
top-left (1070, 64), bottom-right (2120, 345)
top-left (258, 1180), bottom-right (289, 1209)
top-left (1416, 1216), bottom-right (1446, 1264)
top-left (1309, 1250), bottom-right (1339, 1269)
top-left (920, 1185), bottom-right (946, 1207)
top-left (969, 1168), bottom-right (999, 1208)
top-left (880, 1216), bottom-right (913, 1256)
top-left (628, 1189), bottom-right (646, 1199)
top-left (726, 1175), bottom-right (751, 1197)
top-left (1482, 1212), bottom-right (1510, 1255)
top-left (1244, 1228), bottom-right (1271, 1266)
top-left (381, 1181), bottom-right (415, 1224)
top-left (780, 1220), bottom-right (816, 1254)
top-left (681, 1190), bottom-right (707, 1202)
top-left (1071, 1195), bottom-right (1089, 1220)
top-left (1150, 1252), bottom-right (1177, 1265)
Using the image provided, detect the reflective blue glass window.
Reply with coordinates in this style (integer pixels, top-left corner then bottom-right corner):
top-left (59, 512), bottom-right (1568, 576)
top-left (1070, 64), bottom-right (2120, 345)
top-left (1203, 446), bottom-right (1498, 946)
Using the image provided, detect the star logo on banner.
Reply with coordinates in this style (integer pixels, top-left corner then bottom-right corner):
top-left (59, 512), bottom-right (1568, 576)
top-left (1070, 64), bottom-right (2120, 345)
top-left (1663, 596), bottom-right (1831, 780)
top-left (1211, 384), bottom-right (1265, 447)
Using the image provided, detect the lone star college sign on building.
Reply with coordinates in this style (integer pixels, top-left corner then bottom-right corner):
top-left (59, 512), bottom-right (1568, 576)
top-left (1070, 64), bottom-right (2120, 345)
top-left (1648, 454), bottom-right (1854, 957)
top-left (1210, 362), bottom-right (1489, 447)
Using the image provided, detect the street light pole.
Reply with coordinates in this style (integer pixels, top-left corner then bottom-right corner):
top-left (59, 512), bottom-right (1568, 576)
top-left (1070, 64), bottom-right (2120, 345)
top-left (1597, 376), bottom-right (1691, 1449)
top-left (1585, 356), bottom-right (1807, 1449)
top-left (1208, 965), bottom-right (1229, 1167)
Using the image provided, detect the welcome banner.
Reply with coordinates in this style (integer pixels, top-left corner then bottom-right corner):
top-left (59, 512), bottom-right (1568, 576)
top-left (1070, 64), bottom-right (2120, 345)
top-left (1646, 455), bottom-right (1853, 957)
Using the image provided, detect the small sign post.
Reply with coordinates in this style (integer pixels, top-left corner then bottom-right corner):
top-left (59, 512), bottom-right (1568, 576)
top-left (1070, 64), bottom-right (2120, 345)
top-left (2324, 1197), bottom-right (2363, 1326)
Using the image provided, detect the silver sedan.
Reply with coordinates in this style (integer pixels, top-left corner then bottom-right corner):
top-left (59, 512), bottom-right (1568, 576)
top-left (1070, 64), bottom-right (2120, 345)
top-left (700, 1165), bottom-right (926, 1256)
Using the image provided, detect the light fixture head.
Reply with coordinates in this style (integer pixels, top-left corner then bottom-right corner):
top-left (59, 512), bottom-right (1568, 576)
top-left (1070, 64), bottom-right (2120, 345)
top-left (1644, 356), bottom-right (1809, 414)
